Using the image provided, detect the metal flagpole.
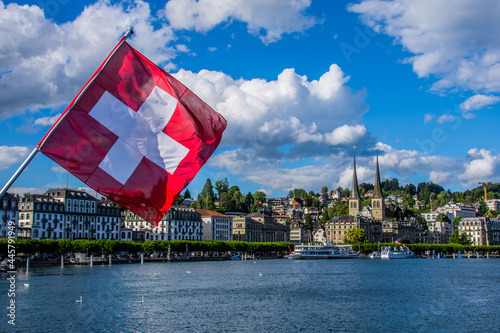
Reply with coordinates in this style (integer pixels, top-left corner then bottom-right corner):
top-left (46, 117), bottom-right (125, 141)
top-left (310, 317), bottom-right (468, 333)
top-left (0, 28), bottom-right (134, 199)
top-left (0, 148), bottom-right (39, 198)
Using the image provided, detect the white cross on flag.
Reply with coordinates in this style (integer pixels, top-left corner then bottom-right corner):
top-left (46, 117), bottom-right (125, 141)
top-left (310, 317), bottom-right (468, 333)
top-left (39, 41), bottom-right (227, 225)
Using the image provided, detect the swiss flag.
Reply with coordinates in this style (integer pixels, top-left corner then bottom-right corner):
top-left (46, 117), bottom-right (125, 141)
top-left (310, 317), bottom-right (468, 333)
top-left (39, 42), bottom-right (227, 225)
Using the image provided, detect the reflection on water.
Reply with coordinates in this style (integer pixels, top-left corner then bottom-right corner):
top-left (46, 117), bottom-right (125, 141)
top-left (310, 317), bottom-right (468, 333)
top-left (1, 259), bottom-right (500, 332)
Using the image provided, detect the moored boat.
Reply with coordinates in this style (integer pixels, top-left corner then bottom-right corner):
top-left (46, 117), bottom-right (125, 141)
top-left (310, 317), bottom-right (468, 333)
top-left (380, 244), bottom-right (415, 259)
top-left (290, 243), bottom-right (360, 259)
top-left (369, 251), bottom-right (381, 259)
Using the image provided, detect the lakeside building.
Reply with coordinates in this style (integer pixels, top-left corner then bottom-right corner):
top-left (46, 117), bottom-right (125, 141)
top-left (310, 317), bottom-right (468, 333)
top-left (485, 199), bottom-right (500, 212)
top-left (267, 197), bottom-right (287, 207)
top-left (325, 215), bottom-right (382, 243)
top-left (436, 202), bottom-right (476, 219)
top-left (381, 220), bottom-right (423, 243)
top-left (232, 212), bottom-right (287, 242)
top-left (289, 220), bottom-right (307, 244)
top-left (0, 194), bottom-right (18, 238)
top-left (122, 207), bottom-right (202, 242)
top-left (196, 209), bottom-right (233, 241)
top-left (427, 221), bottom-right (454, 243)
top-left (18, 189), bottom-right (121, 240)
top-left (313, 226), bottom-right (326, 243)
top-left (458, 217), bottom-right (500, 246)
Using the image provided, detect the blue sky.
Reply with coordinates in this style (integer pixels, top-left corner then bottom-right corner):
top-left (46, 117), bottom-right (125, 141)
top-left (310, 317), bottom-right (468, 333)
top-left (1, 0), bottom-right (500, 198)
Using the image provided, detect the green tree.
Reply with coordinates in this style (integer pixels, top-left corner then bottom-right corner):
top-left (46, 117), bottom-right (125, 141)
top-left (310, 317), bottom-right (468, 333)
top-left (244, 192), bottom-right (254, 212)
top-left (214, 178), bottom-right (229, 199)
top-left (436, 213), bottom-right (451, 223)
top-left (404, 183), bottom-right (417, 196)
top-left (195, 179), bottom-right (216, 210)
top-left (202, 178), bottom-right (215, 199)
top-left (305, 214), bottom-right (313, 232)
top-left (327, 201), bottom-right (348, 217)
top-left (343, 228), bottom-right (366, 245)
top-left (321, 186), bottom-right (329, 195)
top-left (479, 200), bottom-right (488, 216)
top-left (449, 230), bottom-right (471, 245)
top-left (453, 216), bottom-right (462, 227)
top-left (252, 191), bottom-right (267, 212)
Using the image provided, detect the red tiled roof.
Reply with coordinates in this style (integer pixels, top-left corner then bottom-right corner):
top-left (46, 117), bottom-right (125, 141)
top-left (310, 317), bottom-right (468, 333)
top-left (196, 209), bottom-right (232, 218)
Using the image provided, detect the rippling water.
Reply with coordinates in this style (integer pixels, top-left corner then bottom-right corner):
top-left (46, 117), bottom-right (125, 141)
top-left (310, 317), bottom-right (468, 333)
top-left (2, 258), bottom-right (499, 332)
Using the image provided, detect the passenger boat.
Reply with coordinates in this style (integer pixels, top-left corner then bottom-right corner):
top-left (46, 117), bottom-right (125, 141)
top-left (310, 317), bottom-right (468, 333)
top-left (290, 243), bottom-right (360, 259)
top-left (380, 244), bottom-right (415, 259)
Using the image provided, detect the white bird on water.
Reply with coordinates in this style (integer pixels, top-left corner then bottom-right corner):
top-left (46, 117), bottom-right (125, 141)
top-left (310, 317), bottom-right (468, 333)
top-left (259, 272), bottom-right (263, 277)
top-left (24, 283), bottom-right (30, 287)
top-left (76, 296), bottom-right (83, 303)
top-left (139, 296), bottom-right (144, 304)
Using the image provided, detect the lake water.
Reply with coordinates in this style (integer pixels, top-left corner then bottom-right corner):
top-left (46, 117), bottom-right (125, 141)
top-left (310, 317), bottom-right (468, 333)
top-left (1, 258), bottom-right (499, 332)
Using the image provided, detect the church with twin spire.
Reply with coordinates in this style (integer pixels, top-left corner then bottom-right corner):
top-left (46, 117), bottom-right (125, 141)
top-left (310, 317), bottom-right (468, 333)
top-left (348, 147), bottom-right (385, 221)
top-left (325, 147), bottom-right (384, 244)
top-left (324, 147), bottom-right (423, 244)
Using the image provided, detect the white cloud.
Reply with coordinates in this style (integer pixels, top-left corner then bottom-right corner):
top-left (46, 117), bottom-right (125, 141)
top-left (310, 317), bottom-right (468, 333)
top-left (173, 64), bottom-right (369, 153)
top-left (0, 0), bottom-right (176, 118)
top-left (34, 113), bottom-right (61, 127)
top-left (349, 0), bottom-right (500, 94)
top-left (460, 94), bottom-right (500, 112)
top-left (8, 187), bottom-right (46, 196)
top-left (164, 0), bottom-right (318, 44)
top-left (429, 171), bottom-right (453, 185)
top-left (437, 114), bottom-right (456, 124)
top-left (0, 146), bottom-right (31, 171)
top-left (458, 148), bottom-right (500, 187)
top-left (50, 166), bottom-right (67, 173)
top-left (423, 113), bottom-right (434, 124)
top-left (325, 124), bottom-right (367, 146)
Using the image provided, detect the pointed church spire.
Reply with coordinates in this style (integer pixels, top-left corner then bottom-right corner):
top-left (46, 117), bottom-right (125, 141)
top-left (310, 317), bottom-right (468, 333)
top-left (350, 146), bottom-right (360, 199)
top-left (373, 148), bottom-right (383, 199)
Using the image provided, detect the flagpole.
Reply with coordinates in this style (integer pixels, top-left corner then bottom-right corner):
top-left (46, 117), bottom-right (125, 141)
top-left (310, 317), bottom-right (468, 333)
top-left (0, 148), bottom-right (39, 198)
top-left (0, 28), bottom-right (134, 199)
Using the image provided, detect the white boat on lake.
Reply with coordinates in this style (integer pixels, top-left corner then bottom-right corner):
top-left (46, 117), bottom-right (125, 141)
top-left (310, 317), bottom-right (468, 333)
top-left (380, 244), bottom-right (415, 259)
top-left (290, 243), bottom-right (360, 259)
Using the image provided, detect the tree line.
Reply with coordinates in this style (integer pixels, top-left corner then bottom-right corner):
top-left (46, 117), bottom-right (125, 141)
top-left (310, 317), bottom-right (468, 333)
top-left (0, 239), bottom-right (292, 256)
top-left (2, 238), bottom-right (498, 257)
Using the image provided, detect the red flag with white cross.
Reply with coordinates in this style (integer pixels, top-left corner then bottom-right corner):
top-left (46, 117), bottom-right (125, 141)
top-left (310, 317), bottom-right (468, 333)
top-left (38, 39), bottom-right (227, 225)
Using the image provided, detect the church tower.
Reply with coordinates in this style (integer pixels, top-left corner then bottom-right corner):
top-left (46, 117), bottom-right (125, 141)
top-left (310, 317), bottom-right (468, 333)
top-left (349, 147), bottom-right (362, 216)
top-left (372, 149), bottom-right (385, 220)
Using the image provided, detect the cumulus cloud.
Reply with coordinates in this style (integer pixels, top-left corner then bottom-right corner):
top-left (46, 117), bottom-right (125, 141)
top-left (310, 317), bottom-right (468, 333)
top-left (8, 187), bottom-right (47, 196)
top-left (325, 124), bottom-right (367, 146)
top-left (459, 148), bottom-right (500, 187)
top-left (0, 0), bottom-right (176, 118)
top-left (460, 94), bottom-right (500, 112)
top-left (437, 114), bottom-right (456, 124)
top-left (423, 113), bottom-right (434, 125)
top-left (164, 0), bottom-right (317, 44)
top-left (34, 114), bottom-right (61, 127)
top-left (0, 146), bottom-right (31, 171)
top-left (173, 64), bottom-right (370, 153)
top-left (348, 0), bottom-right (500, 94)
